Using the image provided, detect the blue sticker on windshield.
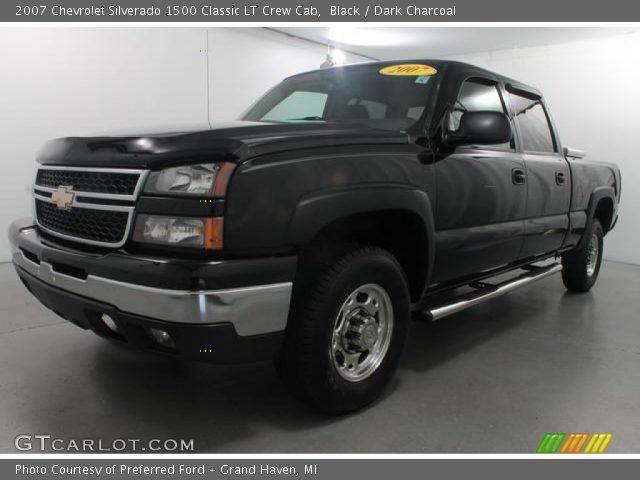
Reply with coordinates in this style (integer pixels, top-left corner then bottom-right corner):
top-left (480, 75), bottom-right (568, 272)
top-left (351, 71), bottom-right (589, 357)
top-left (415, 76), bottom-right (430, 84)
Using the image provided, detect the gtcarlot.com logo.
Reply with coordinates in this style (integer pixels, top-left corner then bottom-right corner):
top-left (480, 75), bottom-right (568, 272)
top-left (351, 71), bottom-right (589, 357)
top-left (14, 435), bottom-right (194, 452)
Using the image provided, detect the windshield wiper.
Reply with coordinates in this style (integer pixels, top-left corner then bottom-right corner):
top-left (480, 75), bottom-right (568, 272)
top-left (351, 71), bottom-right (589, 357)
top-left (287, 116), bottom-right (325, 121)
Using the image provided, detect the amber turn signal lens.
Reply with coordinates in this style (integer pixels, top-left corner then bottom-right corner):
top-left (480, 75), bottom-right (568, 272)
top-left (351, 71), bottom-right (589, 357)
top-left (205, 217), bottom-right (224, 249)
top-left (212, 162), bottom-right (236, 197)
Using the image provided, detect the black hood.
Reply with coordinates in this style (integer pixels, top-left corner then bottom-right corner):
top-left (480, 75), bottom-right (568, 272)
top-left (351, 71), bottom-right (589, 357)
top-left (37, 121), bottom-right (409, 169)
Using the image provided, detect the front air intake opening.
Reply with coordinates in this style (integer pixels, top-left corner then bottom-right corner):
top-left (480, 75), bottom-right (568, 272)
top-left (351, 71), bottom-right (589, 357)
top-left (50, 262), bottom-right (87, 280)
top-left (20, 248), bottom-right (40, 265)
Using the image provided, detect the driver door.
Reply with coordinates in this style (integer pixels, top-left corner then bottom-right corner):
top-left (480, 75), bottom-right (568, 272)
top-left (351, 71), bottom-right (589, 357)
top-left (432, 78), bottom-right (527, 285)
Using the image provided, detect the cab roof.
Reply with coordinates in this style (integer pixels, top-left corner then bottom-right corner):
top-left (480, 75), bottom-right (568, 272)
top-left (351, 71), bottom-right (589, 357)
top-left (287, 59), bottom-right (544, 99)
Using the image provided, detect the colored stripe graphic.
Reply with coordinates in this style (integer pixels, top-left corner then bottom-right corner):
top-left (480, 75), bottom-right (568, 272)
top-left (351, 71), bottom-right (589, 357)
top-left (573, 433), bottom-right (590, 453)
top-left (537, 433), bottom-right (613, 453)
top-left (560, 433), bottom-right (589, 453)
top-left (584, 433), bottom-right (613, 453)
top-left (537, 433), bottom-right (566, 453)
top-left (560, 433), bottom-right (576, 453)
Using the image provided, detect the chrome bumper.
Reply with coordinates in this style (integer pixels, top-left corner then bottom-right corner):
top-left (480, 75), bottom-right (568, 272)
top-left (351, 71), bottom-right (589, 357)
top-left (11, 228), bottom-right (292, 337)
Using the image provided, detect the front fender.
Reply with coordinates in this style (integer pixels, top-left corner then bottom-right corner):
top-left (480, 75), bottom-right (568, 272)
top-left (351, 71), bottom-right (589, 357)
top-left (286, 184), bottom-right (436, 289)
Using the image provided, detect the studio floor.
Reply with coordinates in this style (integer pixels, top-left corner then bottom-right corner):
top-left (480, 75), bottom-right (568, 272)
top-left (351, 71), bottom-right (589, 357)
top-left (0, 260), bottom-right (639, 453)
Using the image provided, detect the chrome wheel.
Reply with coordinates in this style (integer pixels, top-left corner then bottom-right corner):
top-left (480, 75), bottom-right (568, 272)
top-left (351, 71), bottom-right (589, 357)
top-left (330, 283), bottom-right (394, 382)
top-left (586, 233), bottom-right (600, 277)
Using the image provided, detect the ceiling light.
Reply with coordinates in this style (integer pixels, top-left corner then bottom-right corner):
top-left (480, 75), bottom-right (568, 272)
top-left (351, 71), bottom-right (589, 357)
top-left (330, 49), bottom-right (346, 64)
top-left (320, 48), bottom-right (346, 68)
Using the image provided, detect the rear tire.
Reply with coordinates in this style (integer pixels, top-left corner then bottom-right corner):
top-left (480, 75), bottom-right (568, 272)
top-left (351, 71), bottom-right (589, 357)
top-left (561, 219), bottom-right (604, 292)
top-left (277, 246), bottom-right (410, 414)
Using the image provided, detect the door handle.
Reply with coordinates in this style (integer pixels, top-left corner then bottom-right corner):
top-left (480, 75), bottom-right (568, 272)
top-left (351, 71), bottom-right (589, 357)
top-left (556, 171), bottom-right (566, 185)
top-left (512, 168), bottom-right (526, 185)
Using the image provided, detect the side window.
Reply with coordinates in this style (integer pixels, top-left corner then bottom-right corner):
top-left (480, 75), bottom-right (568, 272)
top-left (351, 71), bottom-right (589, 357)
top-left (451, 79), bottom-right (512, 150)
top-left (262, 91), bottom-right (327, 121)
top-left (508, 93), bottom-right (556, 153)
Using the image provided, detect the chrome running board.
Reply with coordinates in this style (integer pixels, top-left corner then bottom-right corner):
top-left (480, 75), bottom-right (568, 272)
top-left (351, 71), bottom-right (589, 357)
top-left (424, 263), bottom-right (562, 321)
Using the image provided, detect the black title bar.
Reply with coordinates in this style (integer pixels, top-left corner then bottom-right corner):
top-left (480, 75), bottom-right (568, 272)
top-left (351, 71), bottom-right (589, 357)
top-left (4, 0), bottom-right (640, 22)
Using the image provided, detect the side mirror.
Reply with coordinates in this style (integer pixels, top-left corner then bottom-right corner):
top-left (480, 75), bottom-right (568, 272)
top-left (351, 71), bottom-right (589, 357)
top-left (564, 147), bottom-right (586, 159)
top-left (444, 111), bottom-right (511, 146)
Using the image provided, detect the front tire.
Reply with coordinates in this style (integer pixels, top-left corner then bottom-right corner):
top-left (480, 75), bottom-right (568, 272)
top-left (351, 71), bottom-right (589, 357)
top-left (277, 246), bottom-right (410, 414)
top-left (561, 219), bottom-right (604, 292)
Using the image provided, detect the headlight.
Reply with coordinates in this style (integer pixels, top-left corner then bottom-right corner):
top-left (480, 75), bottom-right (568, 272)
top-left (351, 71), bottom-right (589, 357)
top-left (143, 162), bottom-right (234, 196)
top-left (133, 215), bottom-right (223, 249)
top-left (137, 162), bottom-right (233, 249)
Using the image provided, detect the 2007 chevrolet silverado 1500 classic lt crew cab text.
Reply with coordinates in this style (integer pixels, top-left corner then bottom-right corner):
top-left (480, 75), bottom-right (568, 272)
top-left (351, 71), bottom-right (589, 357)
top-left (9, 61), bottom-right (621, 413)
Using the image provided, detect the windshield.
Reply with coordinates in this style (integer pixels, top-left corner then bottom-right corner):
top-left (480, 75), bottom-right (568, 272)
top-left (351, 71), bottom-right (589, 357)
top-left (241, 64), bottom-right (438, 132)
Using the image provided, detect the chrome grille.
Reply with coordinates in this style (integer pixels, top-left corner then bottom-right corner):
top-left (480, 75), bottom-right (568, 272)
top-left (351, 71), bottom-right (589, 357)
top-left (33, 166), bottom-right (147, 247)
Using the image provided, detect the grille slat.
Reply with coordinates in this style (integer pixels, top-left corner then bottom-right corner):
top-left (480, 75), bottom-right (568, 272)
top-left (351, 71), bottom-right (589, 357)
top-left (36, 200), bottom-right (129, 244)
top-left (36, 169), bottom-right (139, 195)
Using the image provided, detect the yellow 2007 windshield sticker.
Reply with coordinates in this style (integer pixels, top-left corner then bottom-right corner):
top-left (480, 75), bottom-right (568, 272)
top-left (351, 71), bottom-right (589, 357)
top-left (379, 64), bottom-right (438, 76)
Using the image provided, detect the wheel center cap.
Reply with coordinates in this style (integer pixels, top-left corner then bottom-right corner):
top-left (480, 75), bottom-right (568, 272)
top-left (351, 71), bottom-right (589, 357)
top-left (361, 323), bottom-right (378, 349)
top-left (342, 311), bottom-right (380, 352)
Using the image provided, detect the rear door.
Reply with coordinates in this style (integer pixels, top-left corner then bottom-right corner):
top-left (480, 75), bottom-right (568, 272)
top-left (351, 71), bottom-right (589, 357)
top-left (432, 78), bottom-right (527, 285)
top-left (507, 90), bottom-right (571, 259)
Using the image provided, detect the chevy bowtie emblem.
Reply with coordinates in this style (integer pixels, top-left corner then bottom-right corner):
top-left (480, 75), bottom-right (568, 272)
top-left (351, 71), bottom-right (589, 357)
top-left (51, 186), bottom-right (75, 210)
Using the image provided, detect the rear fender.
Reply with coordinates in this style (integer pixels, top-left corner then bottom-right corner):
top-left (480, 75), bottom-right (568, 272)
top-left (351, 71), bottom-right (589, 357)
top-left (576, 186), bottom-right (616, 250)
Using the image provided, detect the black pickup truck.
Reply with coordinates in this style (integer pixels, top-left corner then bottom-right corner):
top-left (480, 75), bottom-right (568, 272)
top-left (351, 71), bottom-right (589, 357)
top-left (9, 60), bottom-right (621, 413)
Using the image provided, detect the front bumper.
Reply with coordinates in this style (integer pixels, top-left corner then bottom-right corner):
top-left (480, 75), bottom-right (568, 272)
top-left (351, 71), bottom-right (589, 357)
top-left (9, 218), bottom-right (296, 364)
